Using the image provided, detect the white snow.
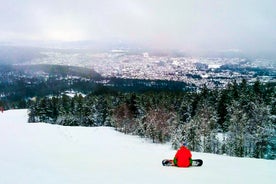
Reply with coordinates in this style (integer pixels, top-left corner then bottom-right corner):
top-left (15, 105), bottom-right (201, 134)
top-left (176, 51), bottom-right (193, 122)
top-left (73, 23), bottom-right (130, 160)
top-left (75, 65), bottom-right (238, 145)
top-left (0, 109), bottom-right (275, 184)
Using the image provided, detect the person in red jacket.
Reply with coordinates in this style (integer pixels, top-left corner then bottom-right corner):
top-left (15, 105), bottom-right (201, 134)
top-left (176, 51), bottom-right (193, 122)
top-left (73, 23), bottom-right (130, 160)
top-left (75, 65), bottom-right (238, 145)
top-left (173, 143), bottom-right (192, 167)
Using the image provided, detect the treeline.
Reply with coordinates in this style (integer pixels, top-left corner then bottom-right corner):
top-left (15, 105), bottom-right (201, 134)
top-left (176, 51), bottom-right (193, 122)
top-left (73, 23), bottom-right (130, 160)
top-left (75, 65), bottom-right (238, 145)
top-left (0, 64), bottom-right (101, 108)
top-left (28, 79), bottom-right (276, 159)
top-left (0, 64), bottom-right (194, 109)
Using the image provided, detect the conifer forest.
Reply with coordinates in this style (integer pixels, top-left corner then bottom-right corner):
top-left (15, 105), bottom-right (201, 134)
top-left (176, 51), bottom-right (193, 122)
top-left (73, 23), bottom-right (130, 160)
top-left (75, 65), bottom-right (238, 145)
top-left (27, 79), bottom-right (276, 160)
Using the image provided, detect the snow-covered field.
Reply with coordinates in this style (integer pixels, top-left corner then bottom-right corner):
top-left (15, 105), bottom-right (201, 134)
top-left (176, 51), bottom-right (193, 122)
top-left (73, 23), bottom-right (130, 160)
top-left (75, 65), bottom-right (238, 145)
top-left (0, 109), bottom-right (275, 184)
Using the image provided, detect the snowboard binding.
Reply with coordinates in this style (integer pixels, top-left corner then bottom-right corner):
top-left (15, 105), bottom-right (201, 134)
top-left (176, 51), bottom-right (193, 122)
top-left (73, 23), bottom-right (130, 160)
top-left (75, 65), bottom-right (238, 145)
top-left (162, 159), bottom-right (203, 167)
top-left (162, 159), bottom-right (173, 166)
top-left (191, 159), bottom-right (203, 166)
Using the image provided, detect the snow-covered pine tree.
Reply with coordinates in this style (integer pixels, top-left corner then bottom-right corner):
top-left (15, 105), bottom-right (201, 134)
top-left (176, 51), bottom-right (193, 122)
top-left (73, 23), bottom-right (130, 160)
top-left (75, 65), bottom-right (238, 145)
top-left (27, 98), bottom-right (37, 122)
top-left (171, 123), bottom-right (186, 150)
top-left (171, 100), bottom-right (192, 149)
top-left (81, 97), bottom-right (94, 126)
top-left (56, 94), bottom-right (71, 125)
top-left (226, 100), bottom-right (249, 157)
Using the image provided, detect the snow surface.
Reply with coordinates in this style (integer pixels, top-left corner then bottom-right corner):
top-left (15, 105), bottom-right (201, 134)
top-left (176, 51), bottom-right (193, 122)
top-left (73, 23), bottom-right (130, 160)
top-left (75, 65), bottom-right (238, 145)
top-left (0, 109), bottom-right (275, 184)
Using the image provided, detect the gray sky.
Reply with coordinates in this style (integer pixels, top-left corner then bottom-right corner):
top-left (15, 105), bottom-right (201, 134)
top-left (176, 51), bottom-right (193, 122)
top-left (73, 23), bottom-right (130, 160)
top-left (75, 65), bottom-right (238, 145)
top-left (0, 0), bottom-right (275, 56)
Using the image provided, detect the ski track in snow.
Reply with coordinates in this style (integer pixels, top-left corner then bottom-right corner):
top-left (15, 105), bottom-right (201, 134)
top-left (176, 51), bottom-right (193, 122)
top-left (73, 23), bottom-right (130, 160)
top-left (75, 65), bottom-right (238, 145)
top-left (0, 109), bottom-right (275, 184)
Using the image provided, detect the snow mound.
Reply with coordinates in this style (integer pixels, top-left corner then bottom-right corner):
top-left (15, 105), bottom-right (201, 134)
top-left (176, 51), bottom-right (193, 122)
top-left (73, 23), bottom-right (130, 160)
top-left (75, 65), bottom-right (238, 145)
top-left (0, 109), bottom-right (275, 184)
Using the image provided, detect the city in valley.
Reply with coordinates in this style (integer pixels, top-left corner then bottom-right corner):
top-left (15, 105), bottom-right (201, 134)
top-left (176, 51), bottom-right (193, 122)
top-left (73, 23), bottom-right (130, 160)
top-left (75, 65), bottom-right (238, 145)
top-left (27, 49), bottom-right (275, 89)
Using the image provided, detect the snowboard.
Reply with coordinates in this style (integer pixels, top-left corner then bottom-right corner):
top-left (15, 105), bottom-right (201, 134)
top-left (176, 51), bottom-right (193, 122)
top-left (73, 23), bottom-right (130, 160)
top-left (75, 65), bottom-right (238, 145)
top-left (162, 159), bottom-right (203, 167)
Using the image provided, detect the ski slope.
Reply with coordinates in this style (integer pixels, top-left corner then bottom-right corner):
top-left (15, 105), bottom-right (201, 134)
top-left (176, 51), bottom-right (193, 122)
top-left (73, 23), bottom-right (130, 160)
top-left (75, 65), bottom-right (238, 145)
top-left (0, 109), bottom-right (275, 184)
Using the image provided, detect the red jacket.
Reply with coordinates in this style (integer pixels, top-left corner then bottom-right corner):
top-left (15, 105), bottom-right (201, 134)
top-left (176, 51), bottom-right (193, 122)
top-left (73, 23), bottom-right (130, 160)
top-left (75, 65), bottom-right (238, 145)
top-left (174, 146), bottom-right (192, 167)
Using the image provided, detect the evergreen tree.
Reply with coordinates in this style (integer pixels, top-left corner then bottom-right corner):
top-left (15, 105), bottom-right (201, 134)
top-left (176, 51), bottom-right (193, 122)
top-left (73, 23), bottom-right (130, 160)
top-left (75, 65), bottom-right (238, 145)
top-left (171, 123), bottom-right (186, 150)
top-left (217, 90), bottom-right (227, 129)
top-left (226, 100), bottom-right (248, 157)
top-left (184, 119), bottom-right (201, 151)
top-left (38, 98), bottom-right (48, 122)
top-left (178, 100), bottom-right (192, 125)
top-left (27, 99), bottom-right (37, 122)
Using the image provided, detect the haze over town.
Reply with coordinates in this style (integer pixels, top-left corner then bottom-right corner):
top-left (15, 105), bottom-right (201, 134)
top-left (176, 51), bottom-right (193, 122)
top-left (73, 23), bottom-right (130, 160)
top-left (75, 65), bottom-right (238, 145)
top-left (0, 0), bottom-right (276, 58)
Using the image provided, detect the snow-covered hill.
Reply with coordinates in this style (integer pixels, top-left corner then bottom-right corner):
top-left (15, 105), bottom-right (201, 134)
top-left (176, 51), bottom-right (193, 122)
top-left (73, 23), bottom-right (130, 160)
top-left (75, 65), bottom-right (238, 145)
top-left (0, 109), bottom-right (275, 184)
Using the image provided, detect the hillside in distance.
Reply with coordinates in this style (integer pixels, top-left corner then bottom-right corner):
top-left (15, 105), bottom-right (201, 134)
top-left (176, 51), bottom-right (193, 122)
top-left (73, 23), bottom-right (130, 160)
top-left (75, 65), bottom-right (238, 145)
top-left (0, 63), bottom-right (194, 108)
top-left (0, 45), bottom-right (275, 88)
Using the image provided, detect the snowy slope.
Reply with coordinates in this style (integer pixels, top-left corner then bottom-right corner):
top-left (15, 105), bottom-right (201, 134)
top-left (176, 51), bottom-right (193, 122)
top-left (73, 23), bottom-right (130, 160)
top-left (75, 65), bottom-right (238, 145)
top-left (0, 109), bottom-right (275, 184)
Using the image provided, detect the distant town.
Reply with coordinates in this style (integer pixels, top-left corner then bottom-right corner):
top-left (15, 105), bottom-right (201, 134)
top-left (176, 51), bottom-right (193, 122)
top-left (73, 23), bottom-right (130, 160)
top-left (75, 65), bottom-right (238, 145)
top-left (0, 45), bottom-right (275, 110)
top-left (27, 49), bottom-right (276, 89)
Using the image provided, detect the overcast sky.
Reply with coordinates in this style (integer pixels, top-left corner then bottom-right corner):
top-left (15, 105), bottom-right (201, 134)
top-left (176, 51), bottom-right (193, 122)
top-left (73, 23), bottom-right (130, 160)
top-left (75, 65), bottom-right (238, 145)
top-left (0, 0), bottom-right (275, 56)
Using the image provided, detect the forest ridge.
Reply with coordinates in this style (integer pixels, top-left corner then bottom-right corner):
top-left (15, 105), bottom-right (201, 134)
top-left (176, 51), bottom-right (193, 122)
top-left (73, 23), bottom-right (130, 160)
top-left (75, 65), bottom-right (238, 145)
top-left (28, 79), bottom-right (276, 160)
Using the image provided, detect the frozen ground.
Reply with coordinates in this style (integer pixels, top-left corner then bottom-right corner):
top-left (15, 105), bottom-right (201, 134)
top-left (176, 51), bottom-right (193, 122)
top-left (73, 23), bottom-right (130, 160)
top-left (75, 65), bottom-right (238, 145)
top-left (0, 109), bottom-right (275, 184)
